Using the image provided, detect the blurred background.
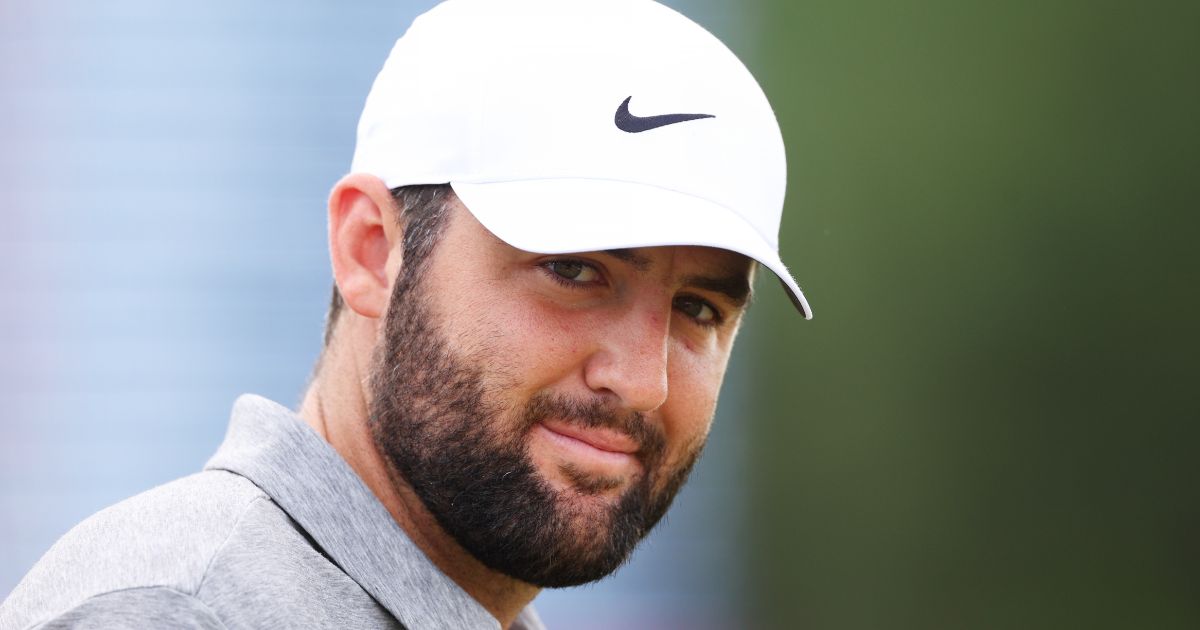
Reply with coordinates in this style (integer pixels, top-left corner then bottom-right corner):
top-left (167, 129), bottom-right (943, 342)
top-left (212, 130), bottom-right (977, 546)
top-left (1, 1), bottom-right (1196, 629)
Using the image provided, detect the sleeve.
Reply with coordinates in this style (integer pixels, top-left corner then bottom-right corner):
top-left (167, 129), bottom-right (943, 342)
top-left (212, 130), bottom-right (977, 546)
top-left (30, 587), bottom-right (227, 630)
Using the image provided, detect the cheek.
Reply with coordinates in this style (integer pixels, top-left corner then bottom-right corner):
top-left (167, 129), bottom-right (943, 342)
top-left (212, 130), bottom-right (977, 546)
top-left (670, 333), bottom-right (732, 401)
top-left (451, 294), bottom-right (592, 389)
top-left (661, 344), bottom-right (728, 454)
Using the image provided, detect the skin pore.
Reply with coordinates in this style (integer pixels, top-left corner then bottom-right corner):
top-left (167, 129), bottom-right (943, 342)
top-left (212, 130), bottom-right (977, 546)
top-left (300, 174), bottom-right (752, 628)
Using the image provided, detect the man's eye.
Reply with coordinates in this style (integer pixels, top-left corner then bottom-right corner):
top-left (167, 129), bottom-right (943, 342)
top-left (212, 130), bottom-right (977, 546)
top-left (674, 296), bottom-right (721, 325)
top-left (545, 260), bottom-right (601, 283)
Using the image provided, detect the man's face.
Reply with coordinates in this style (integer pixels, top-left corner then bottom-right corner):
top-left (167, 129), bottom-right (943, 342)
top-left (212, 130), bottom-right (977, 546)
top-left (368, 198), bottom-right (751, 587)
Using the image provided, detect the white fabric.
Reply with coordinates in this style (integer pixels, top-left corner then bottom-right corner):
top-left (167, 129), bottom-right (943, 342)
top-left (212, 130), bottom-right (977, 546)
top-left (351, 0), bottom-right (811, 317)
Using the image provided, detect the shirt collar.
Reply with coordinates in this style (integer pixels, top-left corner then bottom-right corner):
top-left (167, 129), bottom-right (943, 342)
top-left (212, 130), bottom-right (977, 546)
top-left (204, 394), bottom-right (544, 630)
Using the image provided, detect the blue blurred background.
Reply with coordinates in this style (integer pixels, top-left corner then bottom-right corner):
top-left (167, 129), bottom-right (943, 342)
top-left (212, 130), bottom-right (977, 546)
top-left (0, 1), bottom-right (753, 628)
top-left (3, 1), bottom-right (1198, 629)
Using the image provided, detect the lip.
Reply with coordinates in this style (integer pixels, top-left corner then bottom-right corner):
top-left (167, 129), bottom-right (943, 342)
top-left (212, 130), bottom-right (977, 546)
top-left (539, 419), bottom-right (639, 455)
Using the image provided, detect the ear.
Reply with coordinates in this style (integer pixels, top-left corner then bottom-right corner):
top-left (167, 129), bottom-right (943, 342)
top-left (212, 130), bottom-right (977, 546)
top-left (327, 173), bottom-right (404, 320)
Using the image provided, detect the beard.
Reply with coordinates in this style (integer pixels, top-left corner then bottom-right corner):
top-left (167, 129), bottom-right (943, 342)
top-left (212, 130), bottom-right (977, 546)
top-left (366, 263), bottom-right (703, 588)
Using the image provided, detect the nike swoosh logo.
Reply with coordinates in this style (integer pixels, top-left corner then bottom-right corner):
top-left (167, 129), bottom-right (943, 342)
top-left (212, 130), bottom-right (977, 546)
top-left (614, 96), bottom-right (715, 133)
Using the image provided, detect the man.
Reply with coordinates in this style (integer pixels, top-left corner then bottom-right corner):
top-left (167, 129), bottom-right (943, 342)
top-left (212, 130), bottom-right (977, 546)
top-left (0, 0), bottom-right (812, 628)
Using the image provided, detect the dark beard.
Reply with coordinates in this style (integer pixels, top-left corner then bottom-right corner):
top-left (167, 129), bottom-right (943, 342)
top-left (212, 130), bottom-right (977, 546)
top-left (366, 265), bottom-right (702, 588)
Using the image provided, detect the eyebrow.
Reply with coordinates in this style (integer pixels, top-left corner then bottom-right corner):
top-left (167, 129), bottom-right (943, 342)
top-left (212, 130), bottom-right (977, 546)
top-left (598, 249), bottom-right (753, 308)
top-left (682, 272), bottom-right (753, 308)
top-left (600, 248), bottom-right (652, 271)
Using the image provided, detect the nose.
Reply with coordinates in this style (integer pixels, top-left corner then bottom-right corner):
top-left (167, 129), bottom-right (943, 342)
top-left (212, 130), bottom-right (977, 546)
top-left (582, 305), bottom-right (671, 413)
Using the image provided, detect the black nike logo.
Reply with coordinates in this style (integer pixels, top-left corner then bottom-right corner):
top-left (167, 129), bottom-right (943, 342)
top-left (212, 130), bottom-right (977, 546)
top-left (614, 96), bottom-right (715, 133)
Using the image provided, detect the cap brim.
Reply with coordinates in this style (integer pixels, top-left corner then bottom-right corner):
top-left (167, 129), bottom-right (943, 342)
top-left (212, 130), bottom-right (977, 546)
top-left (451, 179), bottom-right (812, 319)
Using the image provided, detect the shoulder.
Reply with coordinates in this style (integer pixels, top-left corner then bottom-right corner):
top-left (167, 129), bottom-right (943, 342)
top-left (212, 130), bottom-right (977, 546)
top-left (0, 471), bottom-right (268, 630)
top-left (19, 587), bottom-right (228, 630)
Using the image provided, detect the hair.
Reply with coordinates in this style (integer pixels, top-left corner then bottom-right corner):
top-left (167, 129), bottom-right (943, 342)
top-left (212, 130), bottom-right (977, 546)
top-left (322, 184), bottom-right (454, 347)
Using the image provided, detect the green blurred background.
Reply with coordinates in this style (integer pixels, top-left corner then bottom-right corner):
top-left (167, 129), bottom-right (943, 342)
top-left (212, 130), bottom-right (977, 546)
top-left (744, 1), bottom-right (1199, 628)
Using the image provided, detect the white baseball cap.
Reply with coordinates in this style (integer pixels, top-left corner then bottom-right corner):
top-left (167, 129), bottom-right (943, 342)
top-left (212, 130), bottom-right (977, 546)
top-left (351, 0), bottom-right (812, 318)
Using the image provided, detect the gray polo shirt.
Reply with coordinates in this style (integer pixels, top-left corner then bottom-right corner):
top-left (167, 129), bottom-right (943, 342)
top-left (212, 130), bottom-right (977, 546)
top-left (0, 395), bottom-right (546, 630)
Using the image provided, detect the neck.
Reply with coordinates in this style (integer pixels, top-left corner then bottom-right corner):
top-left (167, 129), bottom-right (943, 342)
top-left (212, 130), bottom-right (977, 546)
top-left (298, 328), bottom-right (539, 629)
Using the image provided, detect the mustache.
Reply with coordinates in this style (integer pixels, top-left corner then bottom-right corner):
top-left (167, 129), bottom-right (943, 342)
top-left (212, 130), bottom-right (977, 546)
top-left (520, 392), bottom-right (667, 464)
